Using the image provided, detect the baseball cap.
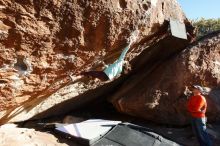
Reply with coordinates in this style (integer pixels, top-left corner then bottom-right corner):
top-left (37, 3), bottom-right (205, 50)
top-left (192, 85), bottom-right (204, 93)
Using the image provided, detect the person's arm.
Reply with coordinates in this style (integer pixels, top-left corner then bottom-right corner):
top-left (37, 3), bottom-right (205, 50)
top-left (118, 45), bottom-right (130, 61)
top-left (117, 30), bottom-right (139, 61)
top-left (200, 97), bottom-right (207, 113)
top-left (104, 64), bottom-right (109, 68)
top-left (100, 61), bottom-right (108, 69)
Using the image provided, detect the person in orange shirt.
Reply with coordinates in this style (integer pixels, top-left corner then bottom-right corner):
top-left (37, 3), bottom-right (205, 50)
top-left (187, 85), bottom-right (212, 146)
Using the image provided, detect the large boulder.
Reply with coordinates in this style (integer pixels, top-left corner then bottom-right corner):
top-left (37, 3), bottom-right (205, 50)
top-left (0, 0), bottom-right (194, 123)
top-left (110, 31), bottom-right (220, 125)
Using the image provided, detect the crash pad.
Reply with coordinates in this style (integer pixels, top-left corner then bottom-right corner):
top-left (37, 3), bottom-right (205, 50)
top-left (55, 119), bottom-right (121, 143)
top-left (92, 124), bottom-right (180, 146)
top-left (56, 119), bottom-right (181, 146)
top-left (170, 19), bottom-right (187, 39)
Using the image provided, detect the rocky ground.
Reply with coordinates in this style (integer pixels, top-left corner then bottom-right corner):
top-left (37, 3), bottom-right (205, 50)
top-left (0, 124), bottom-right (68, 146)
top-left (2, 119), bottom-right (219, 146)
top-left (2, 121), bottom-right (219, 146)
top-left (10, 101), bottom-right (219, 146)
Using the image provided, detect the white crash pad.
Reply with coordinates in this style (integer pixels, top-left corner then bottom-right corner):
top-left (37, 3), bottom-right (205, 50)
top-left (170, 19), bottom-right (187, 40)
top-left (56, 119), bottom-right (121, 140)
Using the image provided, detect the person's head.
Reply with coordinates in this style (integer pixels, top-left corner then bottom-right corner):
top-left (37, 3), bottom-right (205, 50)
top-left (192, 85), bottom-right (203, 96)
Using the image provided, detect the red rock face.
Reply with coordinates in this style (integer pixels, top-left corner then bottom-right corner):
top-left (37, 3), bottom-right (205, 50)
top-left (0, 0), bottom-right (193, 123)
top-left (110, 32), bottom-right (220, 125)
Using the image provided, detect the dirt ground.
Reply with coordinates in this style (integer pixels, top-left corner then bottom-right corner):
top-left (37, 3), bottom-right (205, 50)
top-left (18, 102), bottom-right (220, 146)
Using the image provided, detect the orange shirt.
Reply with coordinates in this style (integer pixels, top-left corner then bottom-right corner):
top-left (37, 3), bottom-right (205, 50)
top-left (187, 95), bottom-right (207, 118)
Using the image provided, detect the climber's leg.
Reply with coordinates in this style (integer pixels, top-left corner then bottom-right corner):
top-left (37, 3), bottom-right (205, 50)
top-left (81, 71), bottom-right (109, 81)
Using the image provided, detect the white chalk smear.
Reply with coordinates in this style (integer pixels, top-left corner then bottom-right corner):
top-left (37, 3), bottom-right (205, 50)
top-left (151, 0), bottom-right (158, 7)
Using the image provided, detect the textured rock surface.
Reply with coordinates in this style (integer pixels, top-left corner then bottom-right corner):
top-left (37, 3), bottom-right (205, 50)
top-left (110, 31), bottom-right (220, 125)
top-left (0, 124), bottom-right (67, 146)
top-left (0, 0), bottom-right (193, 123)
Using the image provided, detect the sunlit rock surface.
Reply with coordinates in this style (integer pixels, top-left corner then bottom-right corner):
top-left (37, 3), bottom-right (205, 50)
top-left (0, 0), bottom-right (193, 123)
top-left (110, 31), bottom-right (220, 125)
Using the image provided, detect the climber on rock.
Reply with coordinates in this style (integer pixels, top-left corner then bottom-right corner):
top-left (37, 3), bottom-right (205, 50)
top-left (187, 85), bottom-right (212, 146)
top-left (71, 31), bottom-right (139, 82)
top-left (80, 43), bottom-right (132, 81)
top-left (68, 45), bottom-right (132, 82)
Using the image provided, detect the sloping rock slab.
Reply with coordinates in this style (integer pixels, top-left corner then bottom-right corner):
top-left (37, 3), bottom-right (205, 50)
top-left (110, 31), bottom-right (220, 125)
top-left (0, 0), bottom-right (194, 123)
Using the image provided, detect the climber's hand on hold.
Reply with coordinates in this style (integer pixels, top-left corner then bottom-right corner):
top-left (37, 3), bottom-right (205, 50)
top-left (128, 30), bottom-right (140, 46)
top-left (123, 61), bottom-right (131, 74)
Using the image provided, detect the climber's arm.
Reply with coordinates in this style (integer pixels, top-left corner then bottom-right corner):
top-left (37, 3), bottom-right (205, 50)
top-left (118, 46), bottom-right (130, 61)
